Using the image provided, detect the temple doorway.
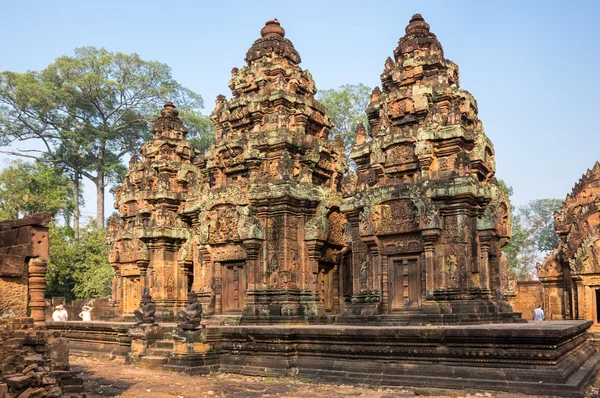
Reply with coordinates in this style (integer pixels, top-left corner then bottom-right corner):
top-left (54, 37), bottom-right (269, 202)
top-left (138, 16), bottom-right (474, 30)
top-left (222, 262), bottom-right (246, 312)
top-left (318, 263), bottom-right (335, 312)
top-left (389, 257), bottom-right (421, 310)
top-left (123, 277), bottom-right (140, 314)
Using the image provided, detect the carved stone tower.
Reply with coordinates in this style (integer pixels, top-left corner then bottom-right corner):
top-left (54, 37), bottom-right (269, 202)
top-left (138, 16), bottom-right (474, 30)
top-left (108, 102), bottom-right (201, 317)
top-left (180, 19), bottom-right (348, 321)
top-left (539, 162), bottom-right (600, 322)
top-left (340, 14), bottom-right (517, 321)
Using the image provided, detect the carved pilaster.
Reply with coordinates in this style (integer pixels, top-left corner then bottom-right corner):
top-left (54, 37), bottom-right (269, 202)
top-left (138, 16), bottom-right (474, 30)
top-left (305, 240), bottom-right (325, 294)
top-left (422, 229), bottom-right (440, 297)
top-left (214, 262), bottom-right (223, 314)
top-left (28, 258), bottom-right (47, 326)
top-left (243, 238), bottom-right (262, 291)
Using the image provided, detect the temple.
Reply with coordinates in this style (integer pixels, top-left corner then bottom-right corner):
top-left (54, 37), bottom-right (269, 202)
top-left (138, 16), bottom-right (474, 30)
top-left (72, 15), bottom-right (600, 396)
top-left (538, 162), bottom-right (600, 323)
top-left (109, 19), bottom-right (348, 321)
top-left (108, 15), bottom-right (518, 324)
top-left (339, 13), bottom-right (516, 322)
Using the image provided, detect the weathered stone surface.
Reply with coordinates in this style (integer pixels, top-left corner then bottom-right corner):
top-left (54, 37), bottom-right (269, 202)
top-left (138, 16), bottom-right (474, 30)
top-left (339, 14), bottom-right (516, 321)
top-left (511, 280), bottom-right (543, 321)
top-left (0, 318), bottom-right (85, 398)
top-left (538, 161), bottom-right (600, 323)
top-left (0, 214), bottom-right (49, 325)
top-left (108, 19), bottom-right (347, 322)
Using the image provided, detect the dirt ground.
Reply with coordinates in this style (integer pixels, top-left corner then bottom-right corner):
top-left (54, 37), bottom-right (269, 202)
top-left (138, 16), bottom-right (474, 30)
top-left (70, 356), bottom-right (600, 398)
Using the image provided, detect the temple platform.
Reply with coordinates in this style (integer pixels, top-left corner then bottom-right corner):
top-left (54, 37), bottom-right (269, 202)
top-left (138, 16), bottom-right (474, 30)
top-left (48, 320), bottom-right (600, 397)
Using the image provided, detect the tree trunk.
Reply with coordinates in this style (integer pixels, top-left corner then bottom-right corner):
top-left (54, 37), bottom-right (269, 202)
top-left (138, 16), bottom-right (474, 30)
top-left (96, 169), bottom-right (105, 228)
top-left (73, 172), bottom-right (80, 239)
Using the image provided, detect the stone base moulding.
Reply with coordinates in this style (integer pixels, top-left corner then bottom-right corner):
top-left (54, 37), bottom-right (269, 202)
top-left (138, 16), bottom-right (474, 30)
top-left (49, 320), bottom-right (600, 397)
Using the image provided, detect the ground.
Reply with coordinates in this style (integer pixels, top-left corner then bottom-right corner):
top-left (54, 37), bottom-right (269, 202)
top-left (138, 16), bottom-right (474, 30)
top-left (71, 356), bottom-right (600, 398)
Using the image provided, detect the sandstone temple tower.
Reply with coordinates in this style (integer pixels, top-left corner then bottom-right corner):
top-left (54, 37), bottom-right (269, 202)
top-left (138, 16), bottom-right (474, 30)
top-left (109, 15), bottom-right (519, 323)
top-left (539, 162), bottom-right (600, 322)
top-left (181, 18), bottom-right (348, 320)
top-left (108, 102), bottom-right (202, 317)
top-left (110, 19), bottom-right (348, 320)
top-left (340, 14), bottom-right (516, 321)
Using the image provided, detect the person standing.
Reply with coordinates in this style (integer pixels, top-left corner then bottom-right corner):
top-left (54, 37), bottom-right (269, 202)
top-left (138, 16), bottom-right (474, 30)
top-left (59, 305), bottom-right (69, 322)
top-left (52, 305), bottom-right (62, 321)
top-left (534, 305), bottom-right (545, 321)
top-left (79, 306), bottom-right (92, 322)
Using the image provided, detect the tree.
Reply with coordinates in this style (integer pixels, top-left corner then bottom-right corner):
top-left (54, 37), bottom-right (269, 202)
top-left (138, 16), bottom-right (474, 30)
top-left (316, 83), bottom-right (371, 159)
top-left (46, 222), bottom-right (113, 301)
top-left (0, 47), bottom-right (211, 227)
top-left (0, 159), bottom-right (74, 223)
top-left (503, 197), bottom-right (563, 278)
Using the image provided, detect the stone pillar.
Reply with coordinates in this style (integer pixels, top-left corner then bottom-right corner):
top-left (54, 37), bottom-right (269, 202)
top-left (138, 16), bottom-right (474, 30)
top-left (477, 231), bottom-right (494, 293)
top-left (381, 255), bottom-right (389, 312)
top-left (214, 262), bottom-right (223, 314)
top-left (306, 241), bottom-right (324, 294)
top-left (422, 229), bottom-right (440, 298)
top-left (243, 239), bottom-right (262, 292)
top-left (28, 258), bottom-right (47, 326)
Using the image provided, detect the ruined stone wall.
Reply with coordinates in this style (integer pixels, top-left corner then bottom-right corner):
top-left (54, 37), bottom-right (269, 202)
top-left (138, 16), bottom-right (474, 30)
top-left (0, 318), bottom-right (84, 397)
top-left (45, 297), bottom-right (118, 322)
top-left (0, 213), bottom-right (50, 325)
top-left (512, 281), bottom-right (543, 321)
top-left (0, 268), bottom-right (28, 318)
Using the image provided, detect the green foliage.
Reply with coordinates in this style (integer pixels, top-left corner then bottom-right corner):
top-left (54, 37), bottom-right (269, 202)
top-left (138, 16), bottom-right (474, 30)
top-left (46, 222), bottom-right (113, 301)
top-left (0, 160), bottom-right (74, 223)
top-left (0, 46), bottom-right (208, 225)
top-left (181, 107), bottom-right (215, 154)
top-left (502, 194), bottom-right (562, 278)
top-left (316, 83), bottom-right (371, 158)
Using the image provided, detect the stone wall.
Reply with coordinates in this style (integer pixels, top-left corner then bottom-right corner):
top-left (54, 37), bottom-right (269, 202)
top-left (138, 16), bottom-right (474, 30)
top-left (46, 297), bottom-right (119, 322)
top-left (0, 317), bottom-right (84, 398)
top-left (512, 280), bottom-right (543, 321)
top-left (0, 266), bottom-right (28, 318)
top-left (0, 213), bottom-right (51, 325)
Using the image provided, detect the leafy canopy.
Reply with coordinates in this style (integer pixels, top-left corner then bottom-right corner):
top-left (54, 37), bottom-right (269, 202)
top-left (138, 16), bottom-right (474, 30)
top-left (46, 223), bottom-right (113, 301)
top-left (0, 160), bottom-right (74, 223)
top-left (0, 46), bottom-right (213, 225)
top-left (316, 83), bottom-right (371, 158)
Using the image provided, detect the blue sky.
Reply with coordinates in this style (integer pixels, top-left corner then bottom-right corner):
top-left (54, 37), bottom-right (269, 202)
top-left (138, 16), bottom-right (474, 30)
top-left (1, 0), bottom-right (599, 216)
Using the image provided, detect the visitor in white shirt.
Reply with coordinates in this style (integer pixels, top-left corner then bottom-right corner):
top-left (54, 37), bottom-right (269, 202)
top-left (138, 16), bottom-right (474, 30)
top-left (533, 305), bottom-right (545, 321)
top-left (51, 305), bottom-right (62, 321)
top-left (79, 305), bottom-right (92, 322)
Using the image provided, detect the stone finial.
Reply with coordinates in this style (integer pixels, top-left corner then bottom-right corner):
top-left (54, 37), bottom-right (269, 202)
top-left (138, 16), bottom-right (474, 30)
top-left (261, 18), bottom-right (285, 38)
top-left (160, 101), bottom-right (179, 118)
top-left (405, 13), bottom-right (431, 35)
top-left (354, 123), bottom-right (368, 145)
top-left (370, 86), bottom-right (382, 103)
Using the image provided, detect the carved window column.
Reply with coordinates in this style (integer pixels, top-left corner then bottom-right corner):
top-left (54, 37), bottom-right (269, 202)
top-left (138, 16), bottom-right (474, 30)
top-left (380, 254), bottom-right (389, 312)
top-left (422, 229), bottom-right (441, 298)
top-left (214, 261), bottom-right (223, 314)
top-left (112, 268), bottom-right (121, 305)
top-left (306, 241), bottom-right (324, 295)
top-left (477, 231), bottom-right (494, 292)
top-left (243, 239), bottom-right (262, 291)
top-left (28, 258), bottom-right (47, 326)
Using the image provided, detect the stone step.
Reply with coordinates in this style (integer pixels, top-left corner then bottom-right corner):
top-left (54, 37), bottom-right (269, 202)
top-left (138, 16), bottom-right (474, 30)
top-left (140, 355), bottom-right (169, 366)
top-left (153, 340), bottom-right (174, 349)
top-left (145, 347), bottom-right (172, 357)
